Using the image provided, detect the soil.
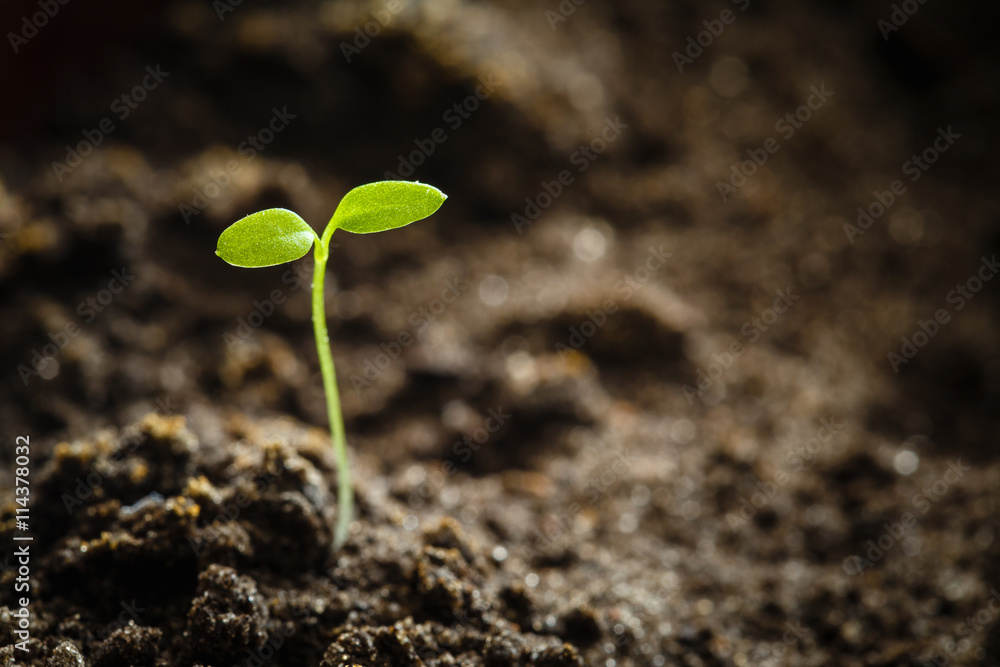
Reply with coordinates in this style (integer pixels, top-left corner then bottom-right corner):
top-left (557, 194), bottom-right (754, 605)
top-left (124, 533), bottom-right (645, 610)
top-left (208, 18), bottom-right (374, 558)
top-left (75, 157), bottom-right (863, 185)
top-left (1, 0), bottom-right (999, 665)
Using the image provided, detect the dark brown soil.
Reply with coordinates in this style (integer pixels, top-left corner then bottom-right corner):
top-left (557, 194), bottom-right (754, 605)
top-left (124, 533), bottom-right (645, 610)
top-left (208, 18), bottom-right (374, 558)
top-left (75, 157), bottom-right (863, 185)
top-left (1, 0), bottom-right (999, 665)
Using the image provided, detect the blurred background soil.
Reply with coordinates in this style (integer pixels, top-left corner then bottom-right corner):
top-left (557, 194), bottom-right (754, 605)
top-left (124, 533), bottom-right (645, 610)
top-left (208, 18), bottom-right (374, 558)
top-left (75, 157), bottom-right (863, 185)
top-left (1, 0), bottom-right (999, 665)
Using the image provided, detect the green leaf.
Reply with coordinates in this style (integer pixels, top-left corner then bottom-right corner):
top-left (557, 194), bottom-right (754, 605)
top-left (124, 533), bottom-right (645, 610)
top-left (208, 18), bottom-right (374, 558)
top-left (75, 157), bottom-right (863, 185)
top-left (216, 208), bottom-right (318, 268)
top-left (331, 181), bottom-right (447, 234)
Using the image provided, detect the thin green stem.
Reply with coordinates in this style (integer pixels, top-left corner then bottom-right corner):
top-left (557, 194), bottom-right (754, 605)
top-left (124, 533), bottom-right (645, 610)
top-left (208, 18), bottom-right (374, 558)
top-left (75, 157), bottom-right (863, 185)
top-left (311, 239), bottom-right (352, 548)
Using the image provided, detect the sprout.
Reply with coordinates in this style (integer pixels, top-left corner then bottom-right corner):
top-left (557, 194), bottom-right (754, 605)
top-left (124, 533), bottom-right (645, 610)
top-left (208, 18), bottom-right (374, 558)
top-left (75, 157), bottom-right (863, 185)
top-left (216, 181), bottom-right (447, 547)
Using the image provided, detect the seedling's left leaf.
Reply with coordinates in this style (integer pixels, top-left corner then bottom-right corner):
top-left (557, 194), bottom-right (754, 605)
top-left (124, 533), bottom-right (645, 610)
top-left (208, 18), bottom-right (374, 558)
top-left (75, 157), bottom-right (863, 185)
top-left (332, 181), bottom-right (447, 234)
top-left (217, 208), bottom-right (318, 268)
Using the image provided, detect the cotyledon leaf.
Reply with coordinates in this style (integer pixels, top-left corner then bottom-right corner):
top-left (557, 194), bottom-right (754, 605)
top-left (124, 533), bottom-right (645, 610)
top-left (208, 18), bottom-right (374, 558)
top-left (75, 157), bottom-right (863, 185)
top-left (331, 181), bottom-right (447, 234)
top-left (216, 208), bottom-right (318, 268)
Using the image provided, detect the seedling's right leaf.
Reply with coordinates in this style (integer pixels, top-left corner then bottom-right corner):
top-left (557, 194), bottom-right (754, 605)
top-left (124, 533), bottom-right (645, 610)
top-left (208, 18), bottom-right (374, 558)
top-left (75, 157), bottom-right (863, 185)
top-left (217, 208), bottom-right (318, 268)
top-left (332, 181), bottom-right (447, 234)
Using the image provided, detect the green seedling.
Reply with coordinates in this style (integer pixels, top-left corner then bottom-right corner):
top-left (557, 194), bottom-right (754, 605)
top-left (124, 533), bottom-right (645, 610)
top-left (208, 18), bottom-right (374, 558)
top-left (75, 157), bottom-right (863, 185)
top-left (215, 180), bottom-right (447, 547)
